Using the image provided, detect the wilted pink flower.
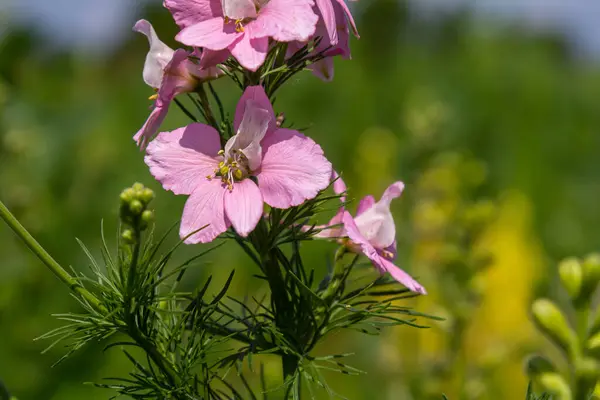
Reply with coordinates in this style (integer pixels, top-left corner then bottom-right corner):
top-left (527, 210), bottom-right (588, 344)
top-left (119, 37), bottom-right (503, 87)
top-left (315, 0), bottom-right (358, 46)
top-left (316, 178), bottom-right (426, 294)
top-left (145, 86), bottom-right (332, 243)
top-left (133, 20), bottom-right (222, 148)
top-left (165, 0), bottom-right (318, 71)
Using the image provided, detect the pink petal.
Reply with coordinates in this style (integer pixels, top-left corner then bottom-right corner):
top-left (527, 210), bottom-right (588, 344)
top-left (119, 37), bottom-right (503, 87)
top-left (332, 170), bottom-right (347, 202)
top-left (249, 0), bottom-right (318, 42)
top-left (343, 212), bottom-right (425, 294)
top-left (176, 18), bottom-right (242, 50)
top-left (133, 19), bottom-right (174, 88)
top-left (258, 128), bottom-right (332, 208)
top-left (225, 100), bottom-right (271, 170)
top-left (234, 86), bottom-right (275, 133)
top-left (144, 123), bottom-right (221, 195)
top-left (222, 0), bottom-right (257, 20)
top-left (380, 181), bottom-right (405, 206)
top-left (334, 0), bottom-right (359, 38)
top-left (224, 179), bottom-right (264, 237)
top-left (310, 57), bottom-right (335, 82)
top-left (315, 0), bottom-right (338, 45)
top-left (181, 179), bottom-right (230, 243)
top-left (375, 256), bottom-right (426, 295)
top-left (356, 195), bottom-right (375, 216)
top-left (159, 49), bottom-right (198, 101)
top-left (165, 0), bottom-right (223, 29)
top-left (134, 103), bottom-right (169, 149)
top-left (230, 33), bottom-right (269, 71)
top-left (313, 209), bottom-right (345, 239)
top-left (199, 48), bottom-right (231, 68)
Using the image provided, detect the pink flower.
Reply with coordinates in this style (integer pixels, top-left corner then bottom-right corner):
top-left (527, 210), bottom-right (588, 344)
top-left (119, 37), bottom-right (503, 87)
top-left (165, 0), bottom-right (319, 71)
top-left (133, 20), bottom-right (222, 148)
top-left (317, 178), bottom-right (426, 294)
top-left (314, 0), bottom-right (358, 46)
top-left (145, 86), bottom-right (332, 243)
top-left (287, 0), bottom-right (351, 81)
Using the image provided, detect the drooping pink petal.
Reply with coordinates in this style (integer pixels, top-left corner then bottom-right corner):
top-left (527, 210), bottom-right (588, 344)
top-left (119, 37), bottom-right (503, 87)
top-left (334, 0), bottom-right (359, 38)
top-left (374, 255), bottom-right (426, 295)
top-left (133, 19), bottom-right (175, 88)
top-left (225, 100), bottom-right (270, 170)
top-left (144, 123), bottom-right (221, 195)
top-left (222, 0), bottom-right (257, 20)
top-left (165, 0), bottom-right (223, 29)
top-left (134, 104), bottom-right (169, 149)
top-left (181, 179), bottom-right (230, 243)
top-left (249, 0), bottom-right (318, 42)
top-left (313, 209), bottom-right (345, 239)
top-left (356, 195), bottom-right (375, 216)
top-left (310, 57), bottom-right (335, 82)
top-left (229, 32), bottom-right (269, 72)
top-left (177, 18), bottom-right (242, 50)
top-left (224, 179), bottom-right (264, 237)
top-left (157, 49), bottom-right (198, 101)
top-left (342, 212), bottom-right (425, 294)
top-left (234, 86), bottom-right (275, 133)
top-left (258, 128), bottom-right (332, 208)
top-left (315, 0), bottom-right (338, 45)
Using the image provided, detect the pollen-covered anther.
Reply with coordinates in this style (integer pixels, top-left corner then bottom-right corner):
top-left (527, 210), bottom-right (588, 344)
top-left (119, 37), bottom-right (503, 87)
top-left (149, 94), bottom-right (158, 101)
top-left (235, 19), bottom-right (245, 32)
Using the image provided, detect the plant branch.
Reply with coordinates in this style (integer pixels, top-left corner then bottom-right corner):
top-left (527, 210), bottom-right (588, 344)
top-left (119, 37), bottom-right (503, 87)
top-left (0, 199), bottom-right (104, 313)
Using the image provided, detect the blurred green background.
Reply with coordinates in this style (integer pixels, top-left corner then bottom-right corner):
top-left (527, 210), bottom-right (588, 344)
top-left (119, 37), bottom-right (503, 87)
top-left (1, 1), bottom-right (600, 399)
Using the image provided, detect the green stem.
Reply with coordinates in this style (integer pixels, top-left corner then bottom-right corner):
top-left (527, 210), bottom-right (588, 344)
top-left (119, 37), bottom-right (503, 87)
top-left (0, 200), bottom-right (104, 313)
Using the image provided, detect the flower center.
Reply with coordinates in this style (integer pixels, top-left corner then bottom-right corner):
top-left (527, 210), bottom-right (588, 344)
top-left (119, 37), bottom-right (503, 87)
top-left (207, 149), bottom-right (251, 190)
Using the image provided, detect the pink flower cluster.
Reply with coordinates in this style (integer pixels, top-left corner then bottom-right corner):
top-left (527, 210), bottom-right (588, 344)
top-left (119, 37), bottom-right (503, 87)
top-left (133, 0), bottom-right (425, 293)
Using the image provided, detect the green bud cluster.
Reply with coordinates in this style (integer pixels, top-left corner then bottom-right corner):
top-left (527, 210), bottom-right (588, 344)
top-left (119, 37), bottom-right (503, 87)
top-left (526, 252), bottom-right (600, 399)
top-left (119, 183), bottom-right (155, 243)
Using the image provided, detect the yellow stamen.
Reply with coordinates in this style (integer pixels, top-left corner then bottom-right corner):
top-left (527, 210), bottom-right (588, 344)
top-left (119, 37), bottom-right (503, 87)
top-left (218, 149), bottom-right (225, 156)
top-left (149, 94), bottom-right (158, 101)
top-left (234, 169), bottom-right (243, 180)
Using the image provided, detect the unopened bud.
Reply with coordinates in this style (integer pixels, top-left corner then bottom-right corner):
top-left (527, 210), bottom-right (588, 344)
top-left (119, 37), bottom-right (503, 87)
top-left (139, 188), bottom-right (155, 205)
top-left (132, 182), bottom-right (145, 193)
top-left (139, 210), bottom-right (154, 231)
top-left (536, 373), bottom-right (572, 400)
top-left (531, 299), bottom-right (578, 356)
top-left (581, 253), bottom-right (600, 298)
top-left (121, 229), bottom-right (135, 244)
top-left (120, 188), bottom-right (136, 204)
top-left (559, 257), bottom-right (583, 300)
top-left (129, 199), bottom-right (144, 216)
top-left (525, 354), bottom-right (556, 377)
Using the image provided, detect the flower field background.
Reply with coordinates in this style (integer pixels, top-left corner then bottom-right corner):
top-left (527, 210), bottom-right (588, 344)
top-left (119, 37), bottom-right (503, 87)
top-left (1, 1), bottom-right (600, 399)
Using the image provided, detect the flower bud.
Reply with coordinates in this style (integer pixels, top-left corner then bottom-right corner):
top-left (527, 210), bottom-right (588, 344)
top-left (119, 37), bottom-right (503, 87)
top-left (536, 373), bottom-right (572, 400)
top-left (139, 210), bottom-right (154, 231)
top-left (525, 354), bottom-right (556, 377)
top-left (581, 253), bottom-right (600, 298)
top-left (120, 188), bottom-right (136, 204)
top-left (129, 199), bottom-right (144, 216)
top-left (132, 182), bottom-right (145, 193)
top-left (139, 188), bottom-right (155, 205)
top-left (531, 299), bottom-right (578, 356)
top-left (559, 257), bottom-right (583, 300)
top-left (121, 229), bottom-right (135, 244)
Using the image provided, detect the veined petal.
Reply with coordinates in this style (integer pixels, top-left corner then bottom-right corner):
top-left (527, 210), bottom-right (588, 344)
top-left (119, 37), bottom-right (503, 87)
top-left (258, 128), bottom-right (332, 209)
top-left (144, 123), bottom-right (221, 195)
top-left (234, 86), bottom-right (275, 133)
top-left (380, 181), bottom-right (405, 207)
top-left (230, 32), bottom-right (268, 71)
top-left (181, 179), bottom-right (229, 243)
top-left (309, 57), bottom-right (335, 82)
top-left (222, 0), bottom-right (257, 20)
top-left (158, 49), bottom-right (197, 101)
top-left (315, 0), bottom-right (338, 45)
top-left (134, 103), bottom-right (169, 149)
top-left (313, 209), bottom-right (345, 239)
top-left (199, 48), bottom-right (231, 68)
top-left (165, 0), bottom-right (224, 29)
top-left (249, 0), bottom-right (318, 42)
top-left (356, 195), bottom-right (375, 216)
top-left (224, 179), bottom-right (263, 237)
top-left (225, 100), bottom-right (270, 170)
top-left (133, 19), bottom-right (174, 88)
top-left (176, 18), bottom-right (242, 50)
